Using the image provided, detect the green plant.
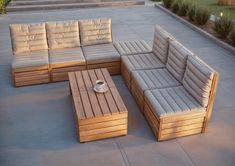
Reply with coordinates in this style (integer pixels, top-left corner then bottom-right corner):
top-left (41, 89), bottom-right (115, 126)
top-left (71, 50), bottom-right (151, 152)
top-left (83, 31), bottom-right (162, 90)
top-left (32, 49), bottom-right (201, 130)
top-left (171, 0), bottom-right (181, 14)
top-left (187, 4), bottom-right (196, 21)
top-left (0, 0), bottom-right (6, 14)
top-left (194, 7), bottom-right (210, 25)
top-left (213, 15), bottom-right (233, 39)
top-left (162, 0), bottom-right (173, 8)
top-left (230, 29), bottom-right (235, 46)
top-left (177, 1), bottom-right (189, 16)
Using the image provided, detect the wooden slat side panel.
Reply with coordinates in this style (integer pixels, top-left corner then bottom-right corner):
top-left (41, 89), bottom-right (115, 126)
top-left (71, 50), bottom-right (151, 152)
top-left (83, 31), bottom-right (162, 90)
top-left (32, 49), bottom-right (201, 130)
top-left (79, 118), bottom-right (127, 131)
top-left (80, 129), bottom-right (127, 143)
top-left (144, 103), bottom-right (159, 137)
top-left (203, 72), bottom-right (220, 132)
top-left (14, 70), bottom-right (48, 77)
top-left (75, 71), bottom-right (86, 91)
top-left (162, 112), bottom-right (206, 123)
top-left (159, 128), bottom-right (202, 141)
top-left (132, 86), bottom-right (144, 112)
top-left (80, 124), bottom-right (127, 137)
top-left (161, 123), bottom-right (204, 135)
top-left (79, 113), bottom-right (127, 125)
top-left (87, 65), bottom-right (120, 75)
top-left (121, 62), bottom-right (131, 89)
top-left (52, 65), bottom-right (86, 73)
top-left (15, 78), bottom-right (49, 87)
top-left (68, 72), bottom-right (85, 119)
top-left (15, 74), bottom-right (49, 82)
top-left (13, 65), bottom-right (49, 73)
top-left (162, 118), bottom-right (205, 129)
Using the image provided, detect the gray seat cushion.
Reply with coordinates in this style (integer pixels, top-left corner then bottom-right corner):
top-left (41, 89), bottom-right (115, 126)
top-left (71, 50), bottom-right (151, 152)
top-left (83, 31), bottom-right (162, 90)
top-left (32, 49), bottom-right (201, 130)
top-left (79, 18), bottom-right (112, 46)
top-left (121, 53), bottom-right (165, 72)
top-left (49, 47), bottom-right (86, 68)
top-left (114, 40), bottom-right (152, 56)
top-left (183, 55), bottom-right (215, 107)
top-left (145, 86), bottom-right (206, 118)
top-left (166, 40), bottom-right (193, 82)
top-left (152, 25), bottom-right (174, 64)
top-left (46, 21), bottom-right (80, 49)
top-left (12, 50), bottom-right (49, 69)
top-left (82, 43), bottom-right (120, 64)
top-left (132, 68), bottom-right (181, 91)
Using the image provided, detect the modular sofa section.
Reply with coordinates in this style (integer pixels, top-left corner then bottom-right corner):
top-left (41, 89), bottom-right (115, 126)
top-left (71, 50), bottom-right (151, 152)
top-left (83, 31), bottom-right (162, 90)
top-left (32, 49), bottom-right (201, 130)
top-left (10, 23), bottom-right (50, 86)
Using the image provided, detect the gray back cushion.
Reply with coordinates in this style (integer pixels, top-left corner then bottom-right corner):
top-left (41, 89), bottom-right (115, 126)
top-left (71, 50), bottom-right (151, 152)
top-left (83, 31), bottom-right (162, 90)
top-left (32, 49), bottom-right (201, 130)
top-left (46, 20), bottom-right (80, 49)
top-left (183, 55), bottom-right (215, 107)
top-left (10, 23), bottom-right (48, 54)
top-left (152, 25), bottom-right (174, 64)
top-left (166, 40), bottom-right (194, 82)
top-left (79, 18), bottom-right (112, 46)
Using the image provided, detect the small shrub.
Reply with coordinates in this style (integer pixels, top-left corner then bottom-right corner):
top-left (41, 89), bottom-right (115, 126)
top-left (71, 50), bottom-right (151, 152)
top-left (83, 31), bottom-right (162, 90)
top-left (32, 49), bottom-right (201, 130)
top-left (0, 0), bottom-right (6, 14)
top-left (194, 7), bottom-right (210, 25)
top-left (229, 29), bottom-right (235, 46)
top-left (187, 4), bottom-right (196, 21)
top-left (162, 0), bottom-right (173, 8)
top-left (171, 0), bottom-right (181, 14)
top-left (177, 1), bottom-right (189, 16)
top-left (213, 15), bottom-right (233, 39)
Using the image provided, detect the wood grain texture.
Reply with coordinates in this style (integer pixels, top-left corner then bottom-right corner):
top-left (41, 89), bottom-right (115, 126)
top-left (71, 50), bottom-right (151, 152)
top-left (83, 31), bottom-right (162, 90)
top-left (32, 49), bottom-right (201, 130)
top-left (69, 68), bottom-right (128, 142)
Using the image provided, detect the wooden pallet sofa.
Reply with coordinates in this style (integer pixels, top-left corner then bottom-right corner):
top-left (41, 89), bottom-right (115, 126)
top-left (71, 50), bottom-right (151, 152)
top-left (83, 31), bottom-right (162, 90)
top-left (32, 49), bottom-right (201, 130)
top-left (114, 26), bottom-right (219, 141)
top-left (10, 18), bottom-right (120, 86)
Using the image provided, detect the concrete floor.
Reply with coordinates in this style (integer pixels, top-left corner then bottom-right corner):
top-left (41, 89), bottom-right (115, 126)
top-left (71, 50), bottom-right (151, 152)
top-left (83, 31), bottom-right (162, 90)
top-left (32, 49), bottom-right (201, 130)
top-left (0, 6), bottom-right (235, 166)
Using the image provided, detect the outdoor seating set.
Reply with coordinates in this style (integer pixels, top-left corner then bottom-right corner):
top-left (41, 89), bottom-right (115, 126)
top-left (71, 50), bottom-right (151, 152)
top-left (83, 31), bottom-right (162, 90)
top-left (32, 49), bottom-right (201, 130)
top-left (9, 18), bottom-right (219, 142)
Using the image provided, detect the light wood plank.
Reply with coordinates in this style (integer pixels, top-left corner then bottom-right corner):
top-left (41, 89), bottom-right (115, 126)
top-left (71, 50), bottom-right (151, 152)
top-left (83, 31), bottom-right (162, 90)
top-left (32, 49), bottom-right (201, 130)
top-left (80, 129), bottom-right (127, 142)
top-left (162, 118), bottom-right (204, 129)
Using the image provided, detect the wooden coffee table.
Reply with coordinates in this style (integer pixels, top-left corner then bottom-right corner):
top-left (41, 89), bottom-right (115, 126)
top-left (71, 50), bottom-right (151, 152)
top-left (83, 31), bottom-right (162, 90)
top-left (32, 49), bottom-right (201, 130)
top-left (68, 68), bottom-right (128, 142)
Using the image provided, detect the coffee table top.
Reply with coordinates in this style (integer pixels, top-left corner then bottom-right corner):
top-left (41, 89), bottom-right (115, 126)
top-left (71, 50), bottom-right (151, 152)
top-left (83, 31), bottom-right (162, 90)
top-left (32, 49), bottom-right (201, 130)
top-left (68, 68), bottom-right (128, 120)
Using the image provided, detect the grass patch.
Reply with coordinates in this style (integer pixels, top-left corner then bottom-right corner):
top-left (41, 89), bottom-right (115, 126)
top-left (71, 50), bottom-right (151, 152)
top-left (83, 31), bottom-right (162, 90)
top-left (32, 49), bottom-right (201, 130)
top-left (184, 0), bottom-right (235, 19)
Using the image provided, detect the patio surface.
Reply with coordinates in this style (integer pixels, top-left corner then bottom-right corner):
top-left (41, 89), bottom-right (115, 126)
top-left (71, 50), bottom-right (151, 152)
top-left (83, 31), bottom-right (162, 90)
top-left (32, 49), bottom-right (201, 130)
top-left (0, 6), bottom-right (235, 166)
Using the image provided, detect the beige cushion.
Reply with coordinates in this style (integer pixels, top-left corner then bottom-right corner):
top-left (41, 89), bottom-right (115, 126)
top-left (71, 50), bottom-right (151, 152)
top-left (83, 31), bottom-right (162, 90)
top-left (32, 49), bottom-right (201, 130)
top-left (10, 23), bottom-right (48, 54)
top-left (145, 86), bottom-right (206, 118)
top-left (79, 18), bottom-right (112, 46)
top-left (152, 25), bottom-right (174, 64)
top-left (49, 47), bottom-right (85, 68)
top-left (82, 43), bottom-right (120, 64)
top-left (132, 68), bottom-right (181, 92)
top-left (114, 40), bottom-right (152, 56)
top-left (121, 53), bottom-right (165, 72)
top-left (12, 50), bottom-right (49, 69)
top-left (166, 40), bottom-right (193, 82)
top-left (46, 21), bottom-right (80, 49)
top-left (183, 56), bottom-right (215, 107)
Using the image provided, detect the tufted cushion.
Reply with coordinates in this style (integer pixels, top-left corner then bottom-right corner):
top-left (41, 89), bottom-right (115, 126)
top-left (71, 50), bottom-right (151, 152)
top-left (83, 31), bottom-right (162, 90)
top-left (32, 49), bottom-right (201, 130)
top-left (79, 18), bottom-right (112, 46)
top-left (132, 68), bottom-right (181, 91)
top-left (114, 40), bottom-right (152, 56)
top-left (10, 23), bottom-right (48, 54)
top-left (12, 50), bottom-right (49, 69)
top-left (46, 21), bottom-right (80, 49)
top-left (183, 56), bottom-right (215, 107)
top-left (82, 43), bottom-right (120, 64)
top-left (152, 26), bottom-right (174, 64)
top-left (121, 53), bottom-right (165, 72)
top-left (49, 47), bottom-right (85, 68)
top-left (145, 86), bottom-right (206, 118)
top-left (166, 40), bottom-right (193, 82)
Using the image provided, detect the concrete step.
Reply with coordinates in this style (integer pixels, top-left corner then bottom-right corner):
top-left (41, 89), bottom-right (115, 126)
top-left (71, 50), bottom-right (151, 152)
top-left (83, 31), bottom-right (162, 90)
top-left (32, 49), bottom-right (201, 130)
top-left (9, 0), bottom-right (117, 6)
top-left (7, 1), bottom-right (145, 12)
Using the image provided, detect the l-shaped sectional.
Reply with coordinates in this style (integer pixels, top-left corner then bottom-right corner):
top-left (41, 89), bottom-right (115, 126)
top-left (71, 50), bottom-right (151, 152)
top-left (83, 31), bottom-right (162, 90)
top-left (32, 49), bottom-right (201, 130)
top-left (9, 18), bottom-right (219, 141)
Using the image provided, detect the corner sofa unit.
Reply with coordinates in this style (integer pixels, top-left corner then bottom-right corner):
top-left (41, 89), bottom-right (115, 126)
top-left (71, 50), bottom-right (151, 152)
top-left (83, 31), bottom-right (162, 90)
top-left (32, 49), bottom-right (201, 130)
top-left (10, 18), bottom-right (120, 86)
top-left (9, 19), bottom-right (219, 141)
top-left (114, 26), bottom-right (219, 141)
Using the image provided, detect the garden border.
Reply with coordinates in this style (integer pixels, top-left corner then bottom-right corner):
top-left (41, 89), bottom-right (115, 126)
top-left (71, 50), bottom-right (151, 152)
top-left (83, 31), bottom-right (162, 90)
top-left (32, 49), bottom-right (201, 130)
top-left (155, 4), bottom-right (235, 55)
